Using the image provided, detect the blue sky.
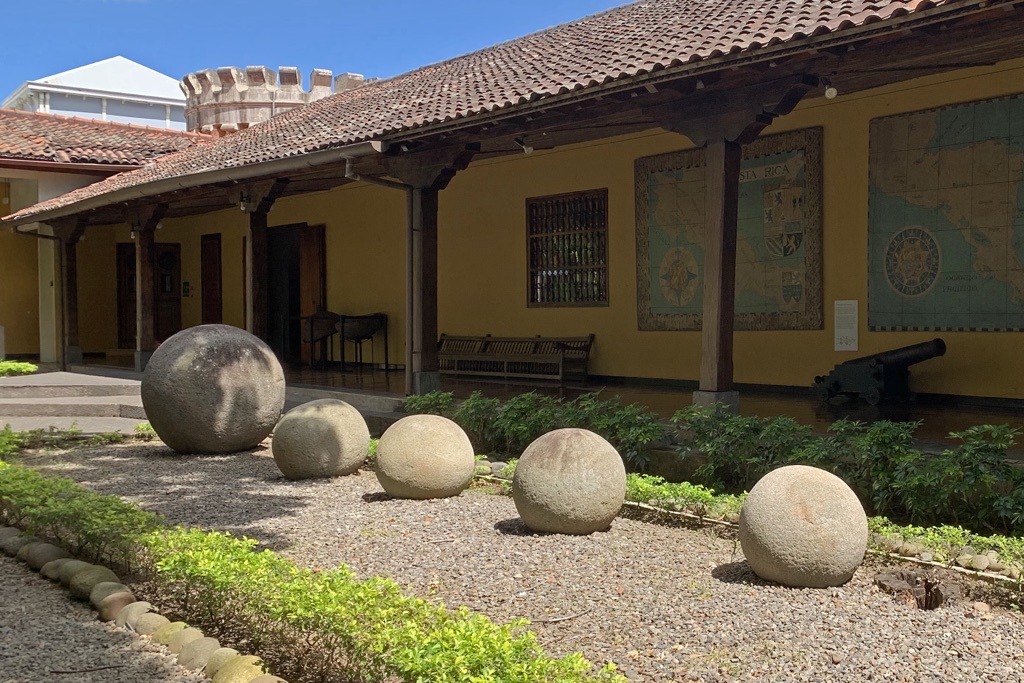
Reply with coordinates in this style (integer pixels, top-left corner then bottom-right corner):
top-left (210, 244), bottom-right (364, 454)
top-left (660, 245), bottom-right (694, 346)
top-left (0, 0), bottom-right (621, 99)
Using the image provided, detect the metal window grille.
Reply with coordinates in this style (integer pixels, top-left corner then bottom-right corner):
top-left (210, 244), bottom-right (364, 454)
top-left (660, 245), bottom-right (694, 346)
top-left (526, 189), bottom-right (609, 306)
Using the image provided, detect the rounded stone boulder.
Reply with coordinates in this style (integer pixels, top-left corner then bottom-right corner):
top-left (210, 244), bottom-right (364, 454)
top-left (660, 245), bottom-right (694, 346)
top-left (17, 542), bottom-right (72, 570)
top-left (512, 428), bottom-right (626, 535)
top-left (135, 612), bottom-right (171, 636)
top-left (96, 591), bottom-right (137, 622)
top-left (41, 558), bottom-right (74, 582)
top-left (212, 654), bottom-right (266, 683)
top-left (69, 565), bottom-right (119, 600)
top-left (116, 601), bottom-right (154, 629)
top-left (271, 399), bottom-right (370, 479)
top-left (0, 534), bottom-right (38, 557)
top-left (57, 560), bottom-right (95, 587)
top-left (141, 324), bottom-right (286, 454)
top-left (375, 414), bottom-right (475, 499)
top-left (205, 648), bottom-right (240, 678)
top-left (739, 465), bottom-right (868, 588)
top-left (178, 637), bottom-right (221, 671)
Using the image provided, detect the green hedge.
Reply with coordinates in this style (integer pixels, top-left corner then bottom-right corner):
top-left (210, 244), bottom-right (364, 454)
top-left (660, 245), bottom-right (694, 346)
top-left (0, 360), bottom-right (38, 377)
top-left (0, 460), bottom-right (623, 683)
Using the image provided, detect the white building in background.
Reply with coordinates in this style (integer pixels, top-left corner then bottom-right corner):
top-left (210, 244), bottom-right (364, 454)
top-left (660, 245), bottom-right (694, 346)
top-left (2, 56), bottom-right (186, 130)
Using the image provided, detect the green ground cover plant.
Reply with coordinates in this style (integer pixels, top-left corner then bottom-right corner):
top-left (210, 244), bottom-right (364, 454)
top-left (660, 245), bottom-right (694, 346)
top-left (0, 360), bottom-right (38, 377)
top-left (0, 456), bottom-right (623, 683)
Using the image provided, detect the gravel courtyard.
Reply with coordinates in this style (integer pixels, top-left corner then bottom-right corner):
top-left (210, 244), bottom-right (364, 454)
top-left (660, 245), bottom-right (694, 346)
top-left (20, 441), bottom-right (1024, 683)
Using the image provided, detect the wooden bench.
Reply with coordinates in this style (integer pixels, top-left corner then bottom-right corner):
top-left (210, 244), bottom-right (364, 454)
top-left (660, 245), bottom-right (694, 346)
top-left (438, 334), bottom-right (595, 383)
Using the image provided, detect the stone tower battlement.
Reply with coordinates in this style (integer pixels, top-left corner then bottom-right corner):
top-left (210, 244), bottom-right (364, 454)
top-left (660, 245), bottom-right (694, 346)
top-left (180, 67), bottom-right (368, 135)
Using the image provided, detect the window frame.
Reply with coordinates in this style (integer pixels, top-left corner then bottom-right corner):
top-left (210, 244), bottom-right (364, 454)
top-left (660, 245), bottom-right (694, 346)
top-left (525, 188), bottom-right (610, 308)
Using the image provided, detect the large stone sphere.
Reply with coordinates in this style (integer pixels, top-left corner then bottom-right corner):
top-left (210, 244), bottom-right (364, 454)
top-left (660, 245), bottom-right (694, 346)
top-left (375, 414), bottom-right (474, 499)
top-left (512, 428), bottom-right (626, 535)
top-left (141, 324), bottom-right (286, 454)
top-left (739, 465), bottom-right (868, 588)
top-left (271, 399), bottom-right (370, 479)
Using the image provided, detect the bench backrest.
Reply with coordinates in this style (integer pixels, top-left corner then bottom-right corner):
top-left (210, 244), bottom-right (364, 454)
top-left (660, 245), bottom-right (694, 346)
top-left (439, 334), bottom-right (594, 359)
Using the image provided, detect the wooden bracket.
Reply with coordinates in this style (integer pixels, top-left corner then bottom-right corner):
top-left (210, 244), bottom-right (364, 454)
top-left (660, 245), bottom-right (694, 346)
top-left (48, 217), bottom-right (87, 244)
top-left (231, 178), bottom-right (289, 215)
top-left (382, 143), bottom-right (479, 191)
top-left (645, 74), bottom-right (819, 145)
top-left (122, 204), bottom-right (168, 233)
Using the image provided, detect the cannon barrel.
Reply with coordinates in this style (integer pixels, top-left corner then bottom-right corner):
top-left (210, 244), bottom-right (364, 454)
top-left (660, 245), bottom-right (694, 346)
top-left (842, 338), bottom-right (946, 368)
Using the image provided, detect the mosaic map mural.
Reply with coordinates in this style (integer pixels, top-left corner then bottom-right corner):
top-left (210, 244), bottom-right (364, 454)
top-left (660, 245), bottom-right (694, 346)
top-left (635, 128), bottom-right (823, 331)
top-left (869, 94), bottom-right (1024, 331)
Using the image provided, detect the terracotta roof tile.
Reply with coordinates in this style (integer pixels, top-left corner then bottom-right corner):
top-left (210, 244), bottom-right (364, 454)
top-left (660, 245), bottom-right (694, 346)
top-left (6, 0), bottom-right (970, 221)
top-left (0, 108), bottom-right (209, 166)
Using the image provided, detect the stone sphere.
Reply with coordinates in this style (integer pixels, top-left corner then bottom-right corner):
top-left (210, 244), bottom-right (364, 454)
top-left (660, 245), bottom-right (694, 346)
top-left (271, 399), bottom-right (370, 479)
top-left (141, 324), bottom-right (286, 454)
top-left (512, 428), bottom-right (626, 535)
top-left (375, 414), bottom-right (474, 499)
top-left (739, 465), bottom-right (868, 588)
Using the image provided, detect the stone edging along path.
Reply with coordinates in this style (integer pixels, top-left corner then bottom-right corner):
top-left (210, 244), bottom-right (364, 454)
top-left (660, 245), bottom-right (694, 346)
top-left (0, 526), bottom-right (286, 683)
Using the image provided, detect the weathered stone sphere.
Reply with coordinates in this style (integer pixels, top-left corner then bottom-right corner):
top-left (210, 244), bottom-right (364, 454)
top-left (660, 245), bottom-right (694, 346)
top-left (141, 324), bottom-right (285, 454)
top-left (739, 465), bottom-right (868, 588)
top-left (512, 428), bottom-right (626, 535)
top-left (271, 399), bottom-right (370, 479)
top-left (375, 414), bottom-right (474, 499)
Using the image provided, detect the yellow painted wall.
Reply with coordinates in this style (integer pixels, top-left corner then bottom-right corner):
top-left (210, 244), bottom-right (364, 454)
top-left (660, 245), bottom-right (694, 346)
top-left (65, 56), bottom-right (1024, 399)
top-left (437, 56), bottom-right (1024, 399)
top-left (0, 181), bottom-right (41, 355)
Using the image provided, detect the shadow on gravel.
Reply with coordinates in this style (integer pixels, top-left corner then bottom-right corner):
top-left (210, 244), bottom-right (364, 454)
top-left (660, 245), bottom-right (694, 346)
top-left (711, 560), bottom-right (766, 585)
top-left (23, 445), bottom-right (313, 551)
top-left (493, 518), bottom-right (532, 535)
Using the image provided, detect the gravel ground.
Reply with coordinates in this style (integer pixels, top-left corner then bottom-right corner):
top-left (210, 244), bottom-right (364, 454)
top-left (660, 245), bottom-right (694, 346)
top-left (18, 441), bottom-right (1024, 683)
top-left (0, 554), bottom-right (204, 683)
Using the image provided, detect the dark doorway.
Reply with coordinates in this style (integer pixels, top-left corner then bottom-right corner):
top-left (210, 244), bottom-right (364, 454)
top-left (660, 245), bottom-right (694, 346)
top-left (116, 243), bottom-right (136, 349)
top-left (266, 223), bottom-right (325, 362)
top-left (116, 242), bottom-right (182, 348)
top-left (201, 234), bottom-right (223, 324)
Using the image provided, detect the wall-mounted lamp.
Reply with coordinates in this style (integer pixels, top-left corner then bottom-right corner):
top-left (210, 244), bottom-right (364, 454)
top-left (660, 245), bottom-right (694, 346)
top-left (239, 192), bottom-right (253, 213)
top-left (129, 228), bottom-right (137, 240)
top-left (822, 77), bottom-right (839, 100)
top-left (514, 136), bottom-right (534, 155)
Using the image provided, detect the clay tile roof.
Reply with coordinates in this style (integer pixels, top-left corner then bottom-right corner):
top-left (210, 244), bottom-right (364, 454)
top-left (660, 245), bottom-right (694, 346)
top-left (0, 108), bottom-right (209, 166)
top-left (5, 0), bottom-right (966, 222)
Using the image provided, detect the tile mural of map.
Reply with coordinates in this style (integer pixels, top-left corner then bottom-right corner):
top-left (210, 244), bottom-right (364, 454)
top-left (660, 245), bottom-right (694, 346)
top-left (868, 94), bottom-right (1024, 331)
top-left (635, 128), bottom-right (823, 331)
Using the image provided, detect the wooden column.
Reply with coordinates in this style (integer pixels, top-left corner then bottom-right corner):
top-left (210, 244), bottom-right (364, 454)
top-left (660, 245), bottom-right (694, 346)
top-left (409, 187), bottom-right (441, 395)
top-left (698, 139), bottom-right (742, 394)
top-left (249, 211), bottom-right (269, 340)
top-left (124, 204), bottom-right (167, 371)
top-left (382, 144), bottom-right (477, 395)
top-left (645, 76), bottom-right (819, 409)
top-left (51, 219), bottom-right (86, 368)
top-left (238, 179), bottom-right (287, 343)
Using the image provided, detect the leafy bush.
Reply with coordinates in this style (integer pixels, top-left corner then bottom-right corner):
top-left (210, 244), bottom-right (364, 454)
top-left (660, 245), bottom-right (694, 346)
top-left (403, 391), bottom-right (455, 416)
top-left (0, 460), bottom-right (623, 683)
top-left (407, 390), bottom-right (666, 470)
top-left (0, 360), bottom-right (37, 377)
top-left (673, 405), bottom-right (815, 491)
top-left (0, 461), bottom-right (162, 568)
top-left (673, 406), bottom-right (1024, 535)
top-left (0, 425), bottom-right (23, 461)
top-left (133, 422), bottom-right (158, 441)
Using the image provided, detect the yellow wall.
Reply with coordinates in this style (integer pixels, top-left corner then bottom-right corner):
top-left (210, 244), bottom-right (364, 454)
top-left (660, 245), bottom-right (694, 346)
top-left (66, 56), bottom-right (1024, 399)
top-left (435, 57), bottom-right (1024, 399)
top-left (0, 181), bottom-right (40, 355)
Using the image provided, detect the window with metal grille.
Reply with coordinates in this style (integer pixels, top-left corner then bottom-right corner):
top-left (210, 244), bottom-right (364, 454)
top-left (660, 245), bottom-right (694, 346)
top-left (526, 189), bottom-right (609, 307)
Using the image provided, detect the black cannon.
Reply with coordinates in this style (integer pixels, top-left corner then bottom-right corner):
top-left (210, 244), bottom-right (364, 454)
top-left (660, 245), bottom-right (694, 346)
top-left (813, 338), bottom-right (946, 405)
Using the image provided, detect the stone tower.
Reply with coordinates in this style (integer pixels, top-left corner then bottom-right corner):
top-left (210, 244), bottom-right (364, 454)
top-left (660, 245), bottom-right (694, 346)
top-left (180, 67), bottom-right (368, 135)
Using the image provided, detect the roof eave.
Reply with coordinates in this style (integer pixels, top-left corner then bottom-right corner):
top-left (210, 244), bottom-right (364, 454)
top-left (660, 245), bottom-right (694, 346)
top-left (2, 139), bottom-right (389, 227)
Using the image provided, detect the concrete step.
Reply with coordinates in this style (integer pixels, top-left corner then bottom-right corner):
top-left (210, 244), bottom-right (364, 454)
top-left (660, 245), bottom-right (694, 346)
top-left (0, 416), bottom-right (145, 435)
top-left (0, 371), bottom-right (140, 399)
top-left (0, 396), bottom-right (145, 419)
top-left (285, 385), bottom-right (404, 415)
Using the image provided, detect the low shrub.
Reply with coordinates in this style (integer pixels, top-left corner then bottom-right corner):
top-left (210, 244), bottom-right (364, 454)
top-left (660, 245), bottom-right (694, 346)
top-left (0, 360), bottom-right (37, 377)
top-left (0, 425), bottom-right (23, 461)
top-left (407, 390), bottom-right (666, 470)
top-left (0, 457), bottom-right (624, 683)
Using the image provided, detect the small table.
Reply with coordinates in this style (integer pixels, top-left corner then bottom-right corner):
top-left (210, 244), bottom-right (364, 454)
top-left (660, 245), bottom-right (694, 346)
top-left (337, 313), bottom-right (388, 371)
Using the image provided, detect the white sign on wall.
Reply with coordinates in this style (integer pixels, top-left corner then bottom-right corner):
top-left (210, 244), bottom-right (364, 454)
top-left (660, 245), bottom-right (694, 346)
top-left (834, 300), bottom-right (859, 352)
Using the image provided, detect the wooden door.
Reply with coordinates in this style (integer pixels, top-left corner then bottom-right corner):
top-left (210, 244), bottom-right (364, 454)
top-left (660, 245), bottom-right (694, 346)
top-left (154, 244), bottom-right (182, 343)
top-left (201, 234), bottom-right (223, 324)
top-left (116, 243), bottom-right (136, 349)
